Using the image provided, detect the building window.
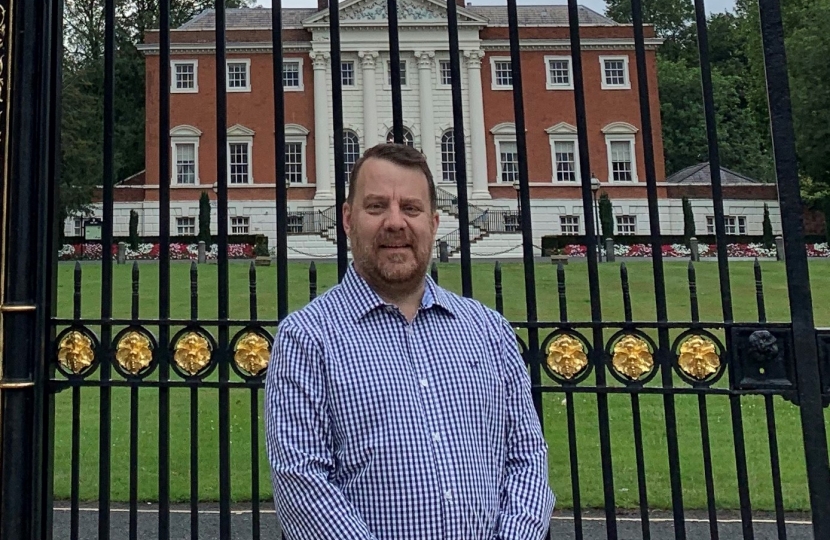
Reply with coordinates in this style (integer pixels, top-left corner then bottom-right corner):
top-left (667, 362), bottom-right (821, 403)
top-left (440, 60), bottom-right (452, 85)
top-left (177, 217), bottom-right (196, 235)
top-left (175, 143), bottom-right (196, 184)
top-left (560, 216), bottom-right (580, 235)
top-left (616, 215), bottom-right (637, 235)
top-left (284, 123), bottom-right (309, 183)
top-left (227, 60), bottom-right (250, 91)
top-left (491, 58), bottom-right (512, 89)
top-left (283, 60), bottom-right (303, 90)
top-left (386, 127), bottom-right (414, 147)
top-left (545, 56), bottom-right (573, 90)
top-left (441, 131), bottom-right (456, 183)
top-left (707, 216), bottom-right (746, 235)
top-left (286, 142), bottom-right (304, 184)
top-left (386, 60), bottom-right (407, 86)
top-left (171, 60), bottom-right (198, 92)
top-left (231, 216), bottom-right (249, 234)
top-left (343, 130), bottom-right (360, 182)
top-left (229, 142), bottom-right (250, 184)
top-left (341, 61), bottom-right (355, 87)
top-left (553, 140), bottom-right (577, 182)
top-left (287, 214), bottom-right (304, 234)
top-left (72, 218), bottom-right (84, 236)
top-left (600, 56), bottom-right (630, 89)
top-left (499, 141), bottom-right (519, 183)
top-left (609, 141), bottom-right (634, 182)
top-left (170, 125), bottom-right (202, 184)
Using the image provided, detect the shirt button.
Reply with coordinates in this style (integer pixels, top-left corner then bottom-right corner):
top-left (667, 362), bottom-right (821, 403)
top-left (444, 489), bottom-right (453, 500)
top-left (420, 378), bottom-right (428, 388)
top-left (432, 432), bottom-right (441, 442)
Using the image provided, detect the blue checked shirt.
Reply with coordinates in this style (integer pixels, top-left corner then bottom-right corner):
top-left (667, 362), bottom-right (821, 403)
top-left (264, 264), bottom-right (554, 539)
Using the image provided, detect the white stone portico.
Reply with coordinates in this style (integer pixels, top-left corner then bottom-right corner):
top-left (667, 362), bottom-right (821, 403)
top-left (303, 0), bottom-right (491, 205)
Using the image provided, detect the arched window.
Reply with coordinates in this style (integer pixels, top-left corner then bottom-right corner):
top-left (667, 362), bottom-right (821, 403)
top-left (343, 130), bottom-right (360, 182)
top-left (441, 131), bottom-right (456, 183)
top-left (386, 127), bottom-right (414, 147)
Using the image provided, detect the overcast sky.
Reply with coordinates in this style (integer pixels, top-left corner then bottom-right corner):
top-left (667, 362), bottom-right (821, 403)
top-left (255, 0), bottom-right (736, 16)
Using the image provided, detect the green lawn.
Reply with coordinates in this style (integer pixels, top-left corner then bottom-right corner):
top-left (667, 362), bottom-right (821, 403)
top-left (51, 259), bottom-right (830, 512)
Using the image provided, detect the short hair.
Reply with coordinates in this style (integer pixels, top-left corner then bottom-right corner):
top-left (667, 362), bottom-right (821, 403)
top-left (347, 143), bottom-right (437, 212)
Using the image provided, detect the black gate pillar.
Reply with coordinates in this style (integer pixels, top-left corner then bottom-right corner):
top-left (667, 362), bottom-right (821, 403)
top-left (0, 0), bottom-right (60, 538)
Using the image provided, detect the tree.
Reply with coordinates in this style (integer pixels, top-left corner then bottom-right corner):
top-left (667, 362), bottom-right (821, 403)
top-left (604, 0), bottom-right (695, 60)
top-left (762, 203), bottom-right (774, 249)
top-left (198, 192), bottom-right (211, 242)
top-left (128, 210), bottom-right (140, 250)
top-left (656, 57), bottom-right (773, 181)
top-left (682, 196), bottom-right (695, 246)
top-left (599, 193), bottom-right (614, 241)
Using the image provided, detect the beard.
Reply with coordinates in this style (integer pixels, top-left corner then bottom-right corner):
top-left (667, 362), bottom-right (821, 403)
top-left (350, 228), bottom-right (432, 291)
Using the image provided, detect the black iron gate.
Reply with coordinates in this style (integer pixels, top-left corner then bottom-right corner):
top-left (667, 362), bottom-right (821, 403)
top-left (1, 0), bottom-right (829, 537)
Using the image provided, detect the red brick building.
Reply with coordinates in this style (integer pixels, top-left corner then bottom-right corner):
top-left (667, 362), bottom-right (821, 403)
top-left (65, 0), bottom-right (780, 257)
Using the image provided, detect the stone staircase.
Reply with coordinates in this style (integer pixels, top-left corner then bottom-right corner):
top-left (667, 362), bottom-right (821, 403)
top-left (285, 188), bottom-right (521, 259)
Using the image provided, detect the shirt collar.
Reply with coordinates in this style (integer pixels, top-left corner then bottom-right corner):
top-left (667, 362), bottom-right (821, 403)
top-left (341, 263), bottom-right (456, 321)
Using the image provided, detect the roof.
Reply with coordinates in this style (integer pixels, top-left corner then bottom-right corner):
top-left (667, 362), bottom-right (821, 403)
top-left (177, 4), bottom-right (616, 30)
top-left (665, 163), bottom-right (761, 185)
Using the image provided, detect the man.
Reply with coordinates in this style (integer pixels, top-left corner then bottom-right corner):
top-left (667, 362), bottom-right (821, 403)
top-left (264, 143), bottom-right (554, 539)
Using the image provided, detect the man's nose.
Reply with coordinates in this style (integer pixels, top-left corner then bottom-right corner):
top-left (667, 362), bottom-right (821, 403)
top-left (383, 205), bottom-right (406, 229)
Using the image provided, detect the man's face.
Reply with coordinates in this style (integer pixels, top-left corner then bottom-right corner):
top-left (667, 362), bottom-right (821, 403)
top-left (343, 157), bottom-right (439, 289)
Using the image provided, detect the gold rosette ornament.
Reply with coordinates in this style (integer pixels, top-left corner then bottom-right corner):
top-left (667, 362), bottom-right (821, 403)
top-left (234, 333), bottom-right (271, 376)
top-left (546, 334), bottom-right (588, 380)
top-left (57, 331), bottom-right (95, 374)
top-left (174, 332), bottom-right (212, 375)
top-left (678, 335), bottom-right (720, 380)
top-left (116, 331), bottom-right (153, 375)
top-left (612, 335), bottom-right (653, 380)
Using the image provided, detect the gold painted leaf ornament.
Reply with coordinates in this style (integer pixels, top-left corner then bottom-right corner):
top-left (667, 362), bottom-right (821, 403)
top-left (57, 331), bottom-right (95, 374)
top-left (116, 331), bottom-right (153, 375)
top-left (234, 333), bottom-right (271, 376)
top-left (174, 332), bottom-right (212, 375)
top-left (546, 334), bottom-right (588, 379)
top-left (678, 335), bottom-right (720, 380)
top-left (612, 335), bottom-right (653, 380)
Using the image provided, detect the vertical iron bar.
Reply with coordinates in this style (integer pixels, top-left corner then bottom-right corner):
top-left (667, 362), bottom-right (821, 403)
top-left (309, 262), bottom-right (317, 301)
top-left (446, 0), bottom-right (472, 295)
top-left (248, 262), bottom-right (261, 540)
top-left (689, 262), bottom-right (719, 540)
top-left (565, 0), bottom-right (615, 532)
top-left (386, 0), bottom-right (403, 141)
top-left (621, 264), bottom-right (650, 539)
top-left (328, 0), bottom-right (348, 280)
top-left (688, 262), bottom-right (699, 323)
top-left (158, 0), bottom-right (172, 536)
top-left (506, 0), bottom-right (541, 425)
top-left (190, 262), bottom-right (199, 540)
top-left (249, 262), bottom-right (257, 320)
top-left (764, 395), bottom-right (787, 540)
top-left (70, 264), bottom-right (81, 540)
top-left (494, 262), bottom-right (503, 315)
top-left (692, 0), bottom-right (752, 533)
top-left (214, 0), bottom-right (232, 536)
top-left (98, 0), bottom-right (116, 534)
top-left (630, 0), bottom-right (685, 533)
top-left (73, 262), bottom-right (81, 320)
top-left (754, 259), bottom-right (766, 323)
top-left (271, 0), bottom-right (288, 320)
top-left (557, 262), bottom-right (567, 323)
top-left (129, 263), bottom-right (140, 540)
top-left (431, 261), bottom-right (439, 285)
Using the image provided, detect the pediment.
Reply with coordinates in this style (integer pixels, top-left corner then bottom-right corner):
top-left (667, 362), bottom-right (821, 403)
top-left (545, 122), bottom-right (577, 135)
top-left (227, 124), bottom-right (255, 137)
top-left (303, 0), bottom-right (488, 26)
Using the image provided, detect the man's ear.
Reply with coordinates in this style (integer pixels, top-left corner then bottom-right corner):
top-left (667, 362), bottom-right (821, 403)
top-left (343, 201), bottom-right (353, 236)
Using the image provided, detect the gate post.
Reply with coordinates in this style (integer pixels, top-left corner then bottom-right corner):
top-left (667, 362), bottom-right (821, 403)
top-left (758, 0), bottom-right (830, 535)
top-left (0, 0), bottom-right (59, 538)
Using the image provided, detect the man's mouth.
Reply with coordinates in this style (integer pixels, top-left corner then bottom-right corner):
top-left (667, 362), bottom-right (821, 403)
top-left (379, 243), bottom-right (411, 249)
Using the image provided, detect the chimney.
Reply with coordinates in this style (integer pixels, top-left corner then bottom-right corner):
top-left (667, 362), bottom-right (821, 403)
top-left (456, 0), bottom-right (465, 6)
top-left (318, 0), bottom-right (328, 10)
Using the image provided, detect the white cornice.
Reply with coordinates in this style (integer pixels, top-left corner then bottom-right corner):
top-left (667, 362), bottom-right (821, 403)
top-left (137, 41), bottom-right (311, 54)
top-left (482, 38), bottom-right (663, 50)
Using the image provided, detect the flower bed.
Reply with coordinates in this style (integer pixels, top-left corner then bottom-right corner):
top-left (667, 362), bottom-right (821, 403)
top-left (58, 242), bottom-right (255, 261)
top-left (553, 243), bottom-right (830, 258)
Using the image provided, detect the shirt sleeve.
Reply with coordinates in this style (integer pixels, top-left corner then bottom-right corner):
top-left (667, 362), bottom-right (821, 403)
top-left (495, 317), bottom-right (555, 540)
top-left (264, 319), bottom-right (378, 540)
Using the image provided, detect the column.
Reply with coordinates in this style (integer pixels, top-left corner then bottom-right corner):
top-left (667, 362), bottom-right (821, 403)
top-left (465, 49), bottom-right (490, 200)
top-left (415, 51), bottom-right (437, 173)
top-left (359, 51), bottom-right (379, 147)
top-left (311, 51), bottom-right (333, 202)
